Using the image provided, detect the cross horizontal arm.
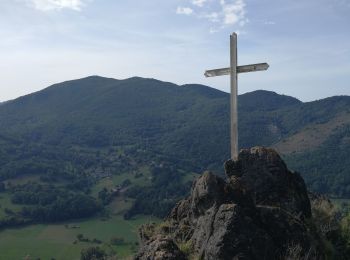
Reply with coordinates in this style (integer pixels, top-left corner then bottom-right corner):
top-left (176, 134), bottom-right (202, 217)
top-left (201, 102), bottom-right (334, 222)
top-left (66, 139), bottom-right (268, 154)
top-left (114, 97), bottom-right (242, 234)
top-left (204, 67), bottom-right (230, 77)
top-left (204, 63), bottom-right (269, 77)
top-left (238, 63), bottom-right (269, 74)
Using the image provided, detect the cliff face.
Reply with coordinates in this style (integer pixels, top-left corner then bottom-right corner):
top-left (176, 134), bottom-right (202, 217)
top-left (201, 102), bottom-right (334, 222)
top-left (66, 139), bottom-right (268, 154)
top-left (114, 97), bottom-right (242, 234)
top-left (136, 147), bottom-right (324, 260)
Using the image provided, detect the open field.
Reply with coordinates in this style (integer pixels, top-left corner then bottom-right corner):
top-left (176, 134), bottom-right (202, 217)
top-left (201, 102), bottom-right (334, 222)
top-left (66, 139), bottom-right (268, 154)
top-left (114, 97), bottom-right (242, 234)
top-left (91, 167), bottom-right (153, 198)
top-left (0, 169), bottom-right (160, 260)
top-left (0, 214), bottom-right (159, 260)
top-left (0, 192), bottom-right (22, 218)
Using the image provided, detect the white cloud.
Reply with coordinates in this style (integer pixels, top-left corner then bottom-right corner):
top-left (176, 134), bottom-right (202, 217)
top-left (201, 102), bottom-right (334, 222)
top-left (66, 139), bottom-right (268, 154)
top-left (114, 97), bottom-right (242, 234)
top-left (179, 0), bottom-right (248, 32)
top-left (192, 0), bottom-right (207, 7)
top-left (28, 0), bottom-right (86, 11)
top-left (209, 27), bottom-right (219, 33)
top-left (201, 12), bottom-right (220, 22)
top-left (221, 0), bottom-right (246, 25)
top-left (176, 6), bottom-right (194, 15)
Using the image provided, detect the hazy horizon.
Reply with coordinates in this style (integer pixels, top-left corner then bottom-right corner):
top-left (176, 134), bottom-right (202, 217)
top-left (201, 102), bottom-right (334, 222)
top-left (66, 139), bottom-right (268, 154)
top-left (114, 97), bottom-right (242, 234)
top-left (1, 74), bottom-right (349, 104)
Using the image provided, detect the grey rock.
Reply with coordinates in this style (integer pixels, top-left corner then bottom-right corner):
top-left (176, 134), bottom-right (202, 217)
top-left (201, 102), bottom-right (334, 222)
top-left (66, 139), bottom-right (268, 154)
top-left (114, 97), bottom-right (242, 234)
top-left (225, 147), bottom-right (311, 218)
top-left (136, 147), bottom-right (323, 260)
top-left (135, 235), bottom-right (187, 260)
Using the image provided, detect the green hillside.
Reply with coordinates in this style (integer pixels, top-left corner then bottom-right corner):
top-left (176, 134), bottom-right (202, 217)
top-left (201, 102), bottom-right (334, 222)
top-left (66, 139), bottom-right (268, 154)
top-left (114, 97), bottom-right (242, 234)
top-left (0, 75), bottom-right (349, 224)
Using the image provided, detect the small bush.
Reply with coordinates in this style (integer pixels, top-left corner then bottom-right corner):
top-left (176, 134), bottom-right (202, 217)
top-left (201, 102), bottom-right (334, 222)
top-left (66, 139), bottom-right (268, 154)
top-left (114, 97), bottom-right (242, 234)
top-left (110, 236), bottom-right (124, 245)
top-left (80, 246), bottom-right (107, 260)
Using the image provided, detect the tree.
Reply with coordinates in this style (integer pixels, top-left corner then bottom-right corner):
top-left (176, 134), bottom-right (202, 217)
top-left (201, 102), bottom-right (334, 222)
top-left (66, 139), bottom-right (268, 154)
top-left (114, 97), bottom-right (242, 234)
top-left (80, 246), bottom-right (107, 260)
top-left (0, 182), bottom-right (5, 192)
top-left (77, 234), bottom-right (84, 241)
top-left (110, 236), bottom-right (124, 245)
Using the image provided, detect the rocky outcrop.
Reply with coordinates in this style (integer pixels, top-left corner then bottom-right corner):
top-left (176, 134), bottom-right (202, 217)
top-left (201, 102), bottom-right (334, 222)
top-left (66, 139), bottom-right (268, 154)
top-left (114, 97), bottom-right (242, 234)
top-left (135, 234), bottom-right (186, 260)
top-left (225, 147), bottom-right (311, 218)
top-left (136, 147), bottom-right (324, 260)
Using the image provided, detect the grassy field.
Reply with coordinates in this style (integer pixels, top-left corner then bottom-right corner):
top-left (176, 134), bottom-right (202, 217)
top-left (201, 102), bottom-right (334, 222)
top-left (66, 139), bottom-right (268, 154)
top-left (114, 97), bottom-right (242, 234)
top-left (0, 214), bottom-right (159, 260)
top-left (0, 169), bottom-right (160, 260)
top-left (0, 192), bottom-right (22, 218)
top-left (91, 167), bottom-right (153, 198)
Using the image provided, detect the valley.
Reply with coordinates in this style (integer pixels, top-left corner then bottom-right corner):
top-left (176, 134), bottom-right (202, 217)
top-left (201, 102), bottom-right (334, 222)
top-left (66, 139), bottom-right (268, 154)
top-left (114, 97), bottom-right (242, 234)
top-left (0, 76), bottom-right (350, 258)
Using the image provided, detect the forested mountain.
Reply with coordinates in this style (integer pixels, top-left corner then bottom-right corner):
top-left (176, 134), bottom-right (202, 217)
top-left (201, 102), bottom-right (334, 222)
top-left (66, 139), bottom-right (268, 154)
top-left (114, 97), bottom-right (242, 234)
top-left (0, 76), bottom-right (349, 222)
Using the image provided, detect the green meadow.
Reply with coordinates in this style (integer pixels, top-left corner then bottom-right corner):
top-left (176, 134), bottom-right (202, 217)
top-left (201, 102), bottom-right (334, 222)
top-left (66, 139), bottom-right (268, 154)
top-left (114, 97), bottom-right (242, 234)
top-left (0, 214), bottom-right (159, 260)
top-left (0, 170), bottom-right (160, 260)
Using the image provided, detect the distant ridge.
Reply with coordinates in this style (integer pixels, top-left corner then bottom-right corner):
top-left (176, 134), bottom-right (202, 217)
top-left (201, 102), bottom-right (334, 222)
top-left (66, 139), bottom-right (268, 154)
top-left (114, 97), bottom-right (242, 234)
top-left (182, 84), bottom-right (228, 99)
top-left (239, 90), bottom-right (302, 111)
top-left (0, 76), bottom-right (350, 196)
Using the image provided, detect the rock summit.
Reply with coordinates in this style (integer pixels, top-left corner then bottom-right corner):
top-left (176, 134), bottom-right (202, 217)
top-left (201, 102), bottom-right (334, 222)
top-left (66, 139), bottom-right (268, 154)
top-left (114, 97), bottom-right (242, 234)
top-left (136, 147), bottom-right (325, 259)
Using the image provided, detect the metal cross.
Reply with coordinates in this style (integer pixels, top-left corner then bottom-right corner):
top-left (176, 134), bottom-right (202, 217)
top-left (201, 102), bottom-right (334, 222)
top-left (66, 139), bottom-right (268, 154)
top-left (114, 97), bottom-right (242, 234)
top-left (204, 32), bottom-right (269, 161)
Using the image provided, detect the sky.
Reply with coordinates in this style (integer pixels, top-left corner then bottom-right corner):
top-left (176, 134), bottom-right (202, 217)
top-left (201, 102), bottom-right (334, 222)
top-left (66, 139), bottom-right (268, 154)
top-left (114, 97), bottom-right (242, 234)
top-left (0, 0), bottom-right (349, 102)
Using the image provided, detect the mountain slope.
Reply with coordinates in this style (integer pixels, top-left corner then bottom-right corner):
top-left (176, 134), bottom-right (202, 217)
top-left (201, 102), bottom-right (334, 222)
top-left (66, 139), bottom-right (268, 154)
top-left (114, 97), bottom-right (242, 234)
top-left (0, 76), bottom-right (230, 170)
top-left (0, 76), bottom-right (350, 197)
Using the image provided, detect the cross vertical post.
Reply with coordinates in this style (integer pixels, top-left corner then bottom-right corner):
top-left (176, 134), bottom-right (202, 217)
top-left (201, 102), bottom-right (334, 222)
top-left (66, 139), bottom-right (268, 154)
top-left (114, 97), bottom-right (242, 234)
top-left (230, 33), bottom-right (238, 161)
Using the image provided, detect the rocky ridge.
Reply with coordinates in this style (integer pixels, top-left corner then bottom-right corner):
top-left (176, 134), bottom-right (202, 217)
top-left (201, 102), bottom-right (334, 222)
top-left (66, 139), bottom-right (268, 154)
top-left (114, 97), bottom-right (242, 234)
top-left (135, 147), bottom-right (326, 260)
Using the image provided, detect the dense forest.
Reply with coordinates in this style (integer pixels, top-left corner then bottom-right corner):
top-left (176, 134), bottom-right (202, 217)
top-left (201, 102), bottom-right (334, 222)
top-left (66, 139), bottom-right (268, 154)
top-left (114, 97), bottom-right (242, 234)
top-left (0, 76), bottom-right (349, 222)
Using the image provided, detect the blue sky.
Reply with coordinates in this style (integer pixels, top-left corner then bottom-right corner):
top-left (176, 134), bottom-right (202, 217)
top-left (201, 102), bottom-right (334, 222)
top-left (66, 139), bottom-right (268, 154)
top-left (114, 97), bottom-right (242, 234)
top-left (0, 0), bottom-right (349, 102)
